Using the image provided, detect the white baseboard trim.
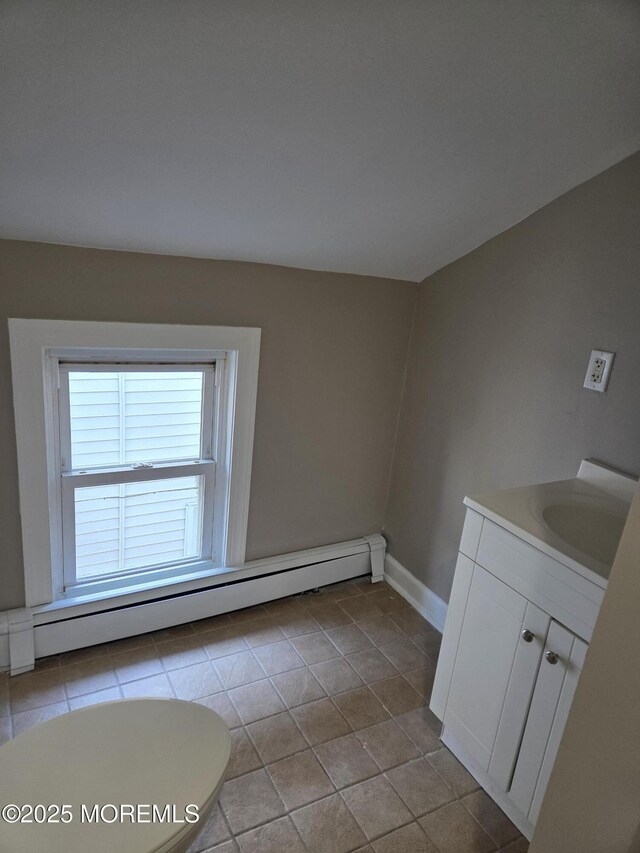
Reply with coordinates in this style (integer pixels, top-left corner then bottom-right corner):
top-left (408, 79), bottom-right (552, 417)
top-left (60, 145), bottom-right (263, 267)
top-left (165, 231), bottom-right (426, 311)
top-left (384, 554), bottom-right (448, 633)
top-left (0, 610), bottom-right (36, 675)
top-left (2, 534), bottom-right (386, 672)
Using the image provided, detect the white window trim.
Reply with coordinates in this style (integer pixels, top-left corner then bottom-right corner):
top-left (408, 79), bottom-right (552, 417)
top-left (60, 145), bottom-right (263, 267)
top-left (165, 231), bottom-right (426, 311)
top-left (8, 319), bottom-right (261, 608)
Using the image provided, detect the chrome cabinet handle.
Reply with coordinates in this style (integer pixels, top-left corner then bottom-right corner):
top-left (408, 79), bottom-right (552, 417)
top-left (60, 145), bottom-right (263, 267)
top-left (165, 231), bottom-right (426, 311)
top-left (521, 629), bottom-right (534, 643)
top-left (545, 651), bottom-right (559, 665)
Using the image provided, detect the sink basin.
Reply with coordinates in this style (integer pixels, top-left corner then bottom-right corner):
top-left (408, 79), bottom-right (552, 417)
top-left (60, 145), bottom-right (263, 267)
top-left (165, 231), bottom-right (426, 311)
top-left (541, 502), bottom-right (627, 567)
top-left (465, 460), bottom-right (637, 586)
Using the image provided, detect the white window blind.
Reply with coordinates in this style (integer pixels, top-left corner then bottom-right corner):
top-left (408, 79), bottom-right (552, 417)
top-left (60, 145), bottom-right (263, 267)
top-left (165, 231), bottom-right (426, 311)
top-left (58, 363), bottom-right (216, 594)
top-left (74, 476), bottom-right (202, 579)
top-left (68, 370), bottom-right (205, 469)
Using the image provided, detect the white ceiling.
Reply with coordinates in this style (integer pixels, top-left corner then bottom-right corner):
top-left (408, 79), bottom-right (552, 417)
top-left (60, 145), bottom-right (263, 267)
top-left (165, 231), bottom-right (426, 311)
top-left (1, 2), bottom-right (639, 282)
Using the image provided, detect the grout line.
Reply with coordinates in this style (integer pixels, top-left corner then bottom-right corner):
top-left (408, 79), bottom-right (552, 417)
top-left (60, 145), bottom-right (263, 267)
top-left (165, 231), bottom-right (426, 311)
top-left (212, 799), bottom-right (235, 848)
top-left (458, 791), bottom-right (512, 851)
top-left (5, 581), bottom-right (492, 852)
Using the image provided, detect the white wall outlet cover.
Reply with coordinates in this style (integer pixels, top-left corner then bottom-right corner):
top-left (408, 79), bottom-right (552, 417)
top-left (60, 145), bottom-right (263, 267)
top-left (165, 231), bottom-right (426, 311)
top-left (583, 350), bottom-right (615, 392)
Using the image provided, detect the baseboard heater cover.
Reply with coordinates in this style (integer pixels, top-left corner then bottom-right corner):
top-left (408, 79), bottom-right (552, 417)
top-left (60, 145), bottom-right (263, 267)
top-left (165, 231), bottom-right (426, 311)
top-left (24, 535), bottom-right (385, 664)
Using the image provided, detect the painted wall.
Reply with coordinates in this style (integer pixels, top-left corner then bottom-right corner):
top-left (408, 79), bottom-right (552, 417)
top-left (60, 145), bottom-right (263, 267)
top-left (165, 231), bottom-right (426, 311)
top-left (384, 151), bottom-right (640, 602)
top-left (3, 151), bottom-right (639, 611)
top-left (0, 241), bottom-right (415, 609)
top-left (530, 484), bottom-right (640, 853)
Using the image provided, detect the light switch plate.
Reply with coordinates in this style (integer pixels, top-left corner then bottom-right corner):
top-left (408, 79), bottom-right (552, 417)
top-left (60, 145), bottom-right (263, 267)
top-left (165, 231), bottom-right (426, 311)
top-left (583, 350), bottom-right (615, 392)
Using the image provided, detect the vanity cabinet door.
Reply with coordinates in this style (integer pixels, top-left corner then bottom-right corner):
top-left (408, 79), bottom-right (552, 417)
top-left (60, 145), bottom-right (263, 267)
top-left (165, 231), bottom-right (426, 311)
top-left (431, 552), bottom-right (475, 721)
top-left (444, 565), bottom-right (545, 774)
top-left (508, 620), bottom-right (587, 823)
top-left (488, 601), bottom-right (550, 789)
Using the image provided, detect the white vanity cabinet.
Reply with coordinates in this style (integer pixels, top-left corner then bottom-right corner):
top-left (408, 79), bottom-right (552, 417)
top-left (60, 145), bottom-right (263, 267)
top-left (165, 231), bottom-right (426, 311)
top-left (431, 508), bottom-right (600, 840)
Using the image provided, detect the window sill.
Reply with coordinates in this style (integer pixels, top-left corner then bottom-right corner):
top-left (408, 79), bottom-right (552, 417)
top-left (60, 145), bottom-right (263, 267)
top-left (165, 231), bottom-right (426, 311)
top-left (32, 563), bottom-right (243, 624)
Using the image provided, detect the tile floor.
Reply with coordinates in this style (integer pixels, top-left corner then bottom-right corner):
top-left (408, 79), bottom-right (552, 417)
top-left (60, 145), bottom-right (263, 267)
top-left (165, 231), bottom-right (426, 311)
top-left (0, 578), bottom-right (529, 853)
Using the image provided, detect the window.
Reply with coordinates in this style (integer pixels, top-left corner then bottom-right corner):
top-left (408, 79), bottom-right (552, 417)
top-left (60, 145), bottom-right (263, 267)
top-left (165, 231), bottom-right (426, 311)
top-left (8, 320), bottom-right (261, 608)
top-left (58, 363), bottom-right (218, 595)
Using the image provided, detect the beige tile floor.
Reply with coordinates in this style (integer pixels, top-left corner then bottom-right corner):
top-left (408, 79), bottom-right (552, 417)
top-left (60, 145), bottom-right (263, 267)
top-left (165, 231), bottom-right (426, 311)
top-left (0, 578), bottom-right (529, 853)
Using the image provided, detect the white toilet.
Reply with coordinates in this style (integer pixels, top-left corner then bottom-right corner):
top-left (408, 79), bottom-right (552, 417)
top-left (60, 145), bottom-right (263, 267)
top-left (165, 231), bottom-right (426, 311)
top-left (0, 698), bottom-right (231, 853)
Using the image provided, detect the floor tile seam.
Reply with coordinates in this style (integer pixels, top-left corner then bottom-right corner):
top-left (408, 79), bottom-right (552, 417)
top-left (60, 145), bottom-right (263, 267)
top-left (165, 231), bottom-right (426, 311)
top-left (421, 751), bottom-right (469, 802)
top-left (114, 660), bottom-right (171, 685)
top-left (252, 643), bottom-right (308, 679)
top-left (267, 671), bottom-right (335, 718)
top-left (225, 680), bottom-right (290, 727)
top-left (376, 638), bottom-right (429, 669)
top-left (352, 718), bottom-right (433, 774)
top-left (395, 720), bottom-right (445, 758)
top-left (307, 740), bottom-right (350, 789)
top-left (317, 622), bottom-right (391, 663)
top-left (219, 775), bottom-right (288, 838)
top-left (8, 668), bottom-right (70, 711)
top-left (244, 711), bottom-right (313, 763)
top-left (379, 762), bottom-right (458, 819)
top-left (73, 682), bottom-right (126, 705)
top-left (325, 693), bottom-right (359, 735)
top-left (332, 684), bottom-right (394, 723)
top-left (334, 785), bottom-right (415, 846)
top-left (8, 662), bottom-right (412, 716)
top-left (457, 793), bottom-right (514, 850)
top-left (59, 648), bottom-right (125, 673)
top-left (302, 628), bottom-right (343, 662)
top-left (332, 770), bottom-right (391, 801)
top-left (214, 798), bottom-right (235, 849)
top-left (151, 634), bottom-right (207, 661)
top-left (322, 628), bottom-right (355, 656)
top-left (65, 678), bottom-right (124, 702)
top-left (231, 810), bottom-right (307, 851)
top-left (416, 794), bottom-right (484, 831)
top-left (343, 652), bottom-right (403, 685)
top-left (265, 671), bottom-right (328, 710)
top-left (262, 751), bottom-right (338, 811)
top-left (203, 641), bottom-right (252, 665)
top-left (286, 692), bottom-right (357, 746)
top-left (11, 695), bottom-right (71, 719)
top-left (9, 663), bottom-right (65, 690)
top-left (287, 695), bottom-right (332, 749)
top-left (9, 694), bottom-right (55, 715)
top-left (223, 628), bottom-right (302, 655)
top-left (211, 648), bottom-right (273, 688)
top-left (149, 651), bottom-right (219, 682)
top-left (307, 662), bottom-right (371, 697)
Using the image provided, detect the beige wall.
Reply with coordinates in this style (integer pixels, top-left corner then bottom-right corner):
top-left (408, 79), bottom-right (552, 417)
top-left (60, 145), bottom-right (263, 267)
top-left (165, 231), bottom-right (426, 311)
top-left (3, 152), bottom-right (639, 611)
top-left (530, 484), bottom-right (640, 853)
top-left (0, 241), bottom-right (415, 610)
top-left (384, 151), bottom-right (640, 602)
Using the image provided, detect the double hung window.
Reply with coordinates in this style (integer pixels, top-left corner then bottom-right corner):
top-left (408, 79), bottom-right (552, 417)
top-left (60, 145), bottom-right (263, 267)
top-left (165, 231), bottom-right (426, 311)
top-left (9, 319), bottom-right (261, 610)
top-left (57, 360), bottom-right (220, 596)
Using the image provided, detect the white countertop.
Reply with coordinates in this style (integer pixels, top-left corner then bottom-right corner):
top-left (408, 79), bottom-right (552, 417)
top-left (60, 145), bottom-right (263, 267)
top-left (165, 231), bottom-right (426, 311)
top-left (464, 461), bottom-right (637, 589)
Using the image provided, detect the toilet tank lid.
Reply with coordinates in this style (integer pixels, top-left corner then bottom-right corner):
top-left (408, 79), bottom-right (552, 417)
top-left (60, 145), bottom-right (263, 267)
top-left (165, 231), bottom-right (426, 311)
top-left (0, 698), bottom-right (231, 853)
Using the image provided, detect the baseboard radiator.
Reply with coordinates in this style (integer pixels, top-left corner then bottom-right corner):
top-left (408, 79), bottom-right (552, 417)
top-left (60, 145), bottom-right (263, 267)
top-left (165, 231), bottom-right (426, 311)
top-left (1, 534), bottom-right (386, 673)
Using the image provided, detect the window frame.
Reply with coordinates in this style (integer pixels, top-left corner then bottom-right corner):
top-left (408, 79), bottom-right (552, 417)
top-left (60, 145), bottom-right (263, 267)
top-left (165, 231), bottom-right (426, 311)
top-left (8, 320), bottom-right (261, 609)
top-left (57, 360), bottom-right (218, 598)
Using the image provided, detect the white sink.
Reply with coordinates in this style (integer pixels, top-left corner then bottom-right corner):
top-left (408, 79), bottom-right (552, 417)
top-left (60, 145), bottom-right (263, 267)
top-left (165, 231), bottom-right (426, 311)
top-left (464, 460), bottom-right (637, 587)
top-left (541, 500), bottom-right (627, 568)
